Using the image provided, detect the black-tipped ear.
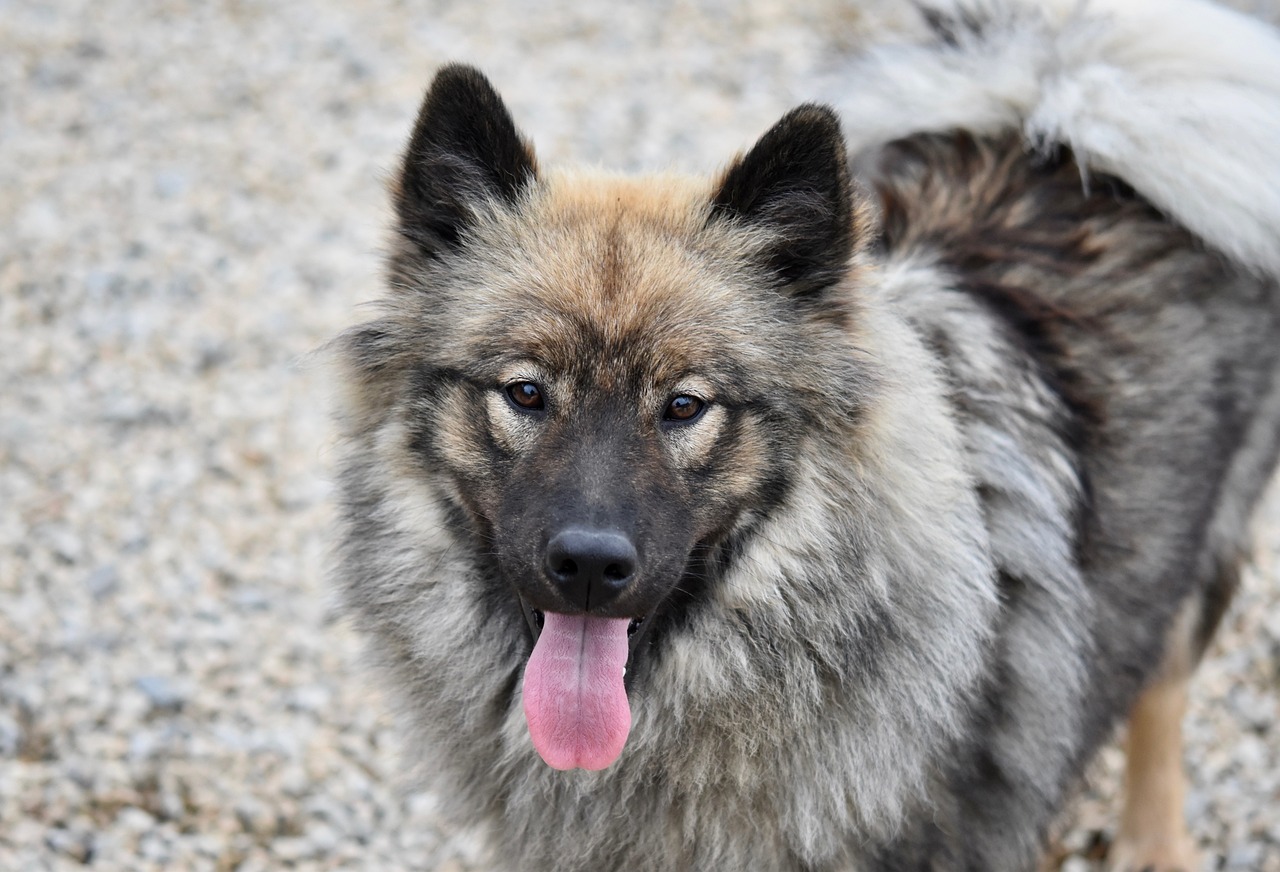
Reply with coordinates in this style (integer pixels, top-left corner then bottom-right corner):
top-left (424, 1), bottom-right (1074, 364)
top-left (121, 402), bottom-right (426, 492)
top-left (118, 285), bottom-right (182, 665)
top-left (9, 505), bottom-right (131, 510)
top-left (711, 105), bottom-right (854, 297)
top-left (396, 64), bottom-right (538, 257)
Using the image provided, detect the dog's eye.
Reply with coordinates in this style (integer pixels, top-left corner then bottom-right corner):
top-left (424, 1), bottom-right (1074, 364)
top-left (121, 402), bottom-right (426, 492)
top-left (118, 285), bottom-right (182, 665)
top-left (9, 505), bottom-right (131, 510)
top-left (663, 394), bottom-right (705, 424)
top-left (506, 381), bottom-right (545, 411)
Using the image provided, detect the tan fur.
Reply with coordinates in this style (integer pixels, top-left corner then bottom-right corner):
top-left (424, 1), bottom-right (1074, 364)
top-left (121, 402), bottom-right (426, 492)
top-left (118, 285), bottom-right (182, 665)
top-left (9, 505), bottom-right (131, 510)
top-left (1109, 600), bottom-right (1202, 872)
top-left (489, 171), bottom-right (728, 342)
top-left (463, 168), bottom-right (873, 365)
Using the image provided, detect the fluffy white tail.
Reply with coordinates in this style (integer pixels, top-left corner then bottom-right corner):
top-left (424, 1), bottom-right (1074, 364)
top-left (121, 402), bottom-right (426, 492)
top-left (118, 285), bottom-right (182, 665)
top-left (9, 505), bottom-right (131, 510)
top-left (833, 0), bottom-right (1280, 277)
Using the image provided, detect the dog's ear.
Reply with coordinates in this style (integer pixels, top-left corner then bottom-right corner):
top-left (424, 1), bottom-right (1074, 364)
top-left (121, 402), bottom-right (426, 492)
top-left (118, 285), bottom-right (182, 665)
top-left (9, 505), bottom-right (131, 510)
top-left (710, 105), bottom-right (855, 299)
top-left (395, 64), bottom-right (538, 257)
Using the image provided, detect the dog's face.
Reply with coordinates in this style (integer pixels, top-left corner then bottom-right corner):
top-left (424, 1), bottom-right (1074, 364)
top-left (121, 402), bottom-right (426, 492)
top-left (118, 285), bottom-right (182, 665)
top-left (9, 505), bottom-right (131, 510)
top-left (341, 65), bottom-right (868, 770)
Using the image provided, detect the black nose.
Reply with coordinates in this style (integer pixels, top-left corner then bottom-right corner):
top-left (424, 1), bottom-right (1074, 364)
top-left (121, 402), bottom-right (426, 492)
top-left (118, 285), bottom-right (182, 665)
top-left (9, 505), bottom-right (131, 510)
top-left (543, 527), bottom-right (638, 610)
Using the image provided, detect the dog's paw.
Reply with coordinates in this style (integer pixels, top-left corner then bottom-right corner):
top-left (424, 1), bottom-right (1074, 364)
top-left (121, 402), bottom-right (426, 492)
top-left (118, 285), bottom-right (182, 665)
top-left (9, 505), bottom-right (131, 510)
top-left (1105, 831), bottom-right (1200, 872)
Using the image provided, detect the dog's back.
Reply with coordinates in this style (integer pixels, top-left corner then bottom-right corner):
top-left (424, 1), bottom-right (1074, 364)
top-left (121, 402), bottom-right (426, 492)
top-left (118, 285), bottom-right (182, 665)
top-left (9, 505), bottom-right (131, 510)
top-left (859, 128), bottom-right (1280, 868)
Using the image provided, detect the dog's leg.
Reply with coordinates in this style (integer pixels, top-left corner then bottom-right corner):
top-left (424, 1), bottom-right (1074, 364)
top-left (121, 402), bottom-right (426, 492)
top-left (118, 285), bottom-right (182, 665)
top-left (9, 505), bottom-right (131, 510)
top-left (1107, 601), bottom-right (1201, 872)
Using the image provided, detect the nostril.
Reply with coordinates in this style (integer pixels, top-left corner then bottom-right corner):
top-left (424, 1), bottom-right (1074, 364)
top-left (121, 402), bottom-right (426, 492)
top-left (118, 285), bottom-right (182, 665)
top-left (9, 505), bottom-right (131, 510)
top-left (554, 558), bottom-right (578, 579)
top-left (602, 562), bottom-right (629, 583)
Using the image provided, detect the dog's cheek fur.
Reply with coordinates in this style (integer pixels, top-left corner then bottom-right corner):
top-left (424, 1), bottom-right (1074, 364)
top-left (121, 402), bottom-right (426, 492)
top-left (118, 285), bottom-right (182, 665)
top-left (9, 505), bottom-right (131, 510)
top-left (672, 405), bottom-right (796, 541)
top-left (396, 374), bottom-right (504, 519)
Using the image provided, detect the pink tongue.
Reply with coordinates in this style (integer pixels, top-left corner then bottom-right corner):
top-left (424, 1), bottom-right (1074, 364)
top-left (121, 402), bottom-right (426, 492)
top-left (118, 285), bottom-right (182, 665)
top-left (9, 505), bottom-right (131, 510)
top-left (522, 612), bottom-right (632, 771)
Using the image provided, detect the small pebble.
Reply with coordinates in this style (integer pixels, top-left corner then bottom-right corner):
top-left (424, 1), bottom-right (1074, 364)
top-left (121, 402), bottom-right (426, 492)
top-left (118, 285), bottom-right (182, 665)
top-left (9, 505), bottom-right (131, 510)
top-left (133, 676), bottom-right (186, 714)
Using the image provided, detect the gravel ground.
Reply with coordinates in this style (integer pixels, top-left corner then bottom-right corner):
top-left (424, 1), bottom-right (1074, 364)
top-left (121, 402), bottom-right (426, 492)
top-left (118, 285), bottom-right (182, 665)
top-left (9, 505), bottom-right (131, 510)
top-left (2, 1), bottom-right (1278, 870)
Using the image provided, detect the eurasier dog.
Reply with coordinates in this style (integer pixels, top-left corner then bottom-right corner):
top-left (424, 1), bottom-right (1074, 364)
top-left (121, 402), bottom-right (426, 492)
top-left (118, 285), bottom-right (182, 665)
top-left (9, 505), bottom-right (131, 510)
top-left (328, 1), bottom-right (1280, 869)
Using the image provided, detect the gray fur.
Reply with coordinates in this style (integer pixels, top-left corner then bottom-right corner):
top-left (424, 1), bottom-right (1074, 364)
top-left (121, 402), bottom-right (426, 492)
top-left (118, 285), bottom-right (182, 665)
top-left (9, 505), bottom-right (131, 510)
top-left (328, 9), bottom-right (1280, 871)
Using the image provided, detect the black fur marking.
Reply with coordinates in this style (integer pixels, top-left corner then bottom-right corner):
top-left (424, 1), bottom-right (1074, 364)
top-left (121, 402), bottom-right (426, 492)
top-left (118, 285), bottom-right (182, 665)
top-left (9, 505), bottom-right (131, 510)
top-left (994, 567), bottom-right (1027, 607)
top-left (962, 278), bottom-right (1103, 452)
top-left (409, 363), bottom-right (477, 400)
top-left (917, 3), bottom-right (990, 49)
top-left (1194, 557), bottom-right (1241, 663)
top-left (397, 64), bottom-right (538, 257)
top-left (710, 105), bottom-right (855, 299)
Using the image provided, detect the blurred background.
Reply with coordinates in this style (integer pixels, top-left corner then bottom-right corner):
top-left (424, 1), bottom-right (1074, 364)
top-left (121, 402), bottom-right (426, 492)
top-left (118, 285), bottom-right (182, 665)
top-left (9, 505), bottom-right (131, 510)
top-left (2, 1), bottom-right (1278, 869)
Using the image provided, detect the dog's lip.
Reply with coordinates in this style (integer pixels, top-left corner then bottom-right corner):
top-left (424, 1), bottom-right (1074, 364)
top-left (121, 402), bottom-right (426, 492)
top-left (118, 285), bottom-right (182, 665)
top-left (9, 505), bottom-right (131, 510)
top-left (518, 594), bottom-right (648, 661)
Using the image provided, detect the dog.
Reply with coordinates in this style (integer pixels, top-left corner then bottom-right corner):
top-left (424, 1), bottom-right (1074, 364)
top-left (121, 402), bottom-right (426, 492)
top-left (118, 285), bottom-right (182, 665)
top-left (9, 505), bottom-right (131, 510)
top-left (328, 1), bottom-right (1280, 869)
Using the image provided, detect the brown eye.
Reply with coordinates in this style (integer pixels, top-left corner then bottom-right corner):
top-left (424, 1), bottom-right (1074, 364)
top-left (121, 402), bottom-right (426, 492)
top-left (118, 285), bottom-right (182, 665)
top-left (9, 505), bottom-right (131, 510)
top-left (663, 394), bottom-right (705, 423)
top-left (506, 381), bottom-right (545, 411)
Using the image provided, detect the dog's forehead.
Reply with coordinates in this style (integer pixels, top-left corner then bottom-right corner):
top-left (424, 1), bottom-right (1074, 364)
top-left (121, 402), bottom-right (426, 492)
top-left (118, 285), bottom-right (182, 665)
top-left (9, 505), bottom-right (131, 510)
top-left (467, 172), bottom-right (774, 380)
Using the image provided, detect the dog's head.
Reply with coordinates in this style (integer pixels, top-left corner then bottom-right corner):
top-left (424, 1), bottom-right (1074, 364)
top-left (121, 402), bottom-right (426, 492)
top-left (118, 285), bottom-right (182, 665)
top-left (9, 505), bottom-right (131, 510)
top-left (340, 64), bottom-right (871, 770)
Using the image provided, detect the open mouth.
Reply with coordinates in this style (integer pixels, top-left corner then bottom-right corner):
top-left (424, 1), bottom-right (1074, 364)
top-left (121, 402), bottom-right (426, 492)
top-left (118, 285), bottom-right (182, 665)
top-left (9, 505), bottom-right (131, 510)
top-left (519, 596), bottom-right (651, 658)
top-left (517, 595), bottom-right (654, 771)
